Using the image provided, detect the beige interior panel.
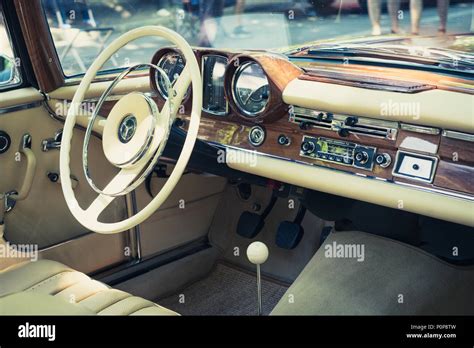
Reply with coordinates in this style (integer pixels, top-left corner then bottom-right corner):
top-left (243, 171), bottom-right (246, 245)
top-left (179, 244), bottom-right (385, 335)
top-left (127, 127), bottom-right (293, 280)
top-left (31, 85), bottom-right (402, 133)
top-left (0, 88), bottom-right (43, 108)
top-left (226, 149), bottom-right (474, 227)
top-left (136, 173), bottom-right (227, 257)
top-left (283, 79), bottom-right (474, 133)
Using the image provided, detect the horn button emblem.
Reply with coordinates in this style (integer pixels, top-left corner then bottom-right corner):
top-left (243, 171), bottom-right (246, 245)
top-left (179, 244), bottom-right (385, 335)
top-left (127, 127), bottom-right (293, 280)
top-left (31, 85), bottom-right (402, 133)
top-left (118, 114), bottom-right (137, 144)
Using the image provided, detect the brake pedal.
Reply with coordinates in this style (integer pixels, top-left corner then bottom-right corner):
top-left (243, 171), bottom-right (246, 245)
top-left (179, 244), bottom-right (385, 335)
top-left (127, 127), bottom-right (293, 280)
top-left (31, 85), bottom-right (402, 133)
top-left (236, 192), bottom-right (277, 239)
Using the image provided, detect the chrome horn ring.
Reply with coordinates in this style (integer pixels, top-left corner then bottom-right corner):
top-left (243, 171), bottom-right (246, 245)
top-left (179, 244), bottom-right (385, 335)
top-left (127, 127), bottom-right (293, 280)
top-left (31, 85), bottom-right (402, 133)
top-left (82, 63), bottom-right (174, 197)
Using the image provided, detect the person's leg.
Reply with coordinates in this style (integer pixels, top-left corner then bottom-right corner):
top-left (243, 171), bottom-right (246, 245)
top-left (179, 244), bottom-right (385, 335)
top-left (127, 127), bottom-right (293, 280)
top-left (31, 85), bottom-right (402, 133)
top-left (410, 0), bottom-right (423, 35)
top-left (437, 0), bottom-right (449, 33)
top-left (367, 0), bottom-right (382, 35)
top-left (198, 0), bottom-right (224, 47)
top-left (387, 0), bottom-right (401, 33)
top-left (234, 0), bottom-right (251, 36)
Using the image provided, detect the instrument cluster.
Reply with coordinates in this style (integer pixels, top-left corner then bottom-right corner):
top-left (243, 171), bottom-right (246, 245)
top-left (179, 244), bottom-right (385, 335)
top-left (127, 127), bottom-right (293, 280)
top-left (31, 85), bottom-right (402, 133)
top-left (151, 48), bottom-right (277, 121)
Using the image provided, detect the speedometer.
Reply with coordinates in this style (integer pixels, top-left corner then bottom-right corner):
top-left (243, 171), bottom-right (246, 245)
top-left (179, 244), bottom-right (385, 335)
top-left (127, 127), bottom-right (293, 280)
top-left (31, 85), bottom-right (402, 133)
top-left (155, 52), bottom-right (188, 100)
top-left (232, 62), bottom-right (270, 117)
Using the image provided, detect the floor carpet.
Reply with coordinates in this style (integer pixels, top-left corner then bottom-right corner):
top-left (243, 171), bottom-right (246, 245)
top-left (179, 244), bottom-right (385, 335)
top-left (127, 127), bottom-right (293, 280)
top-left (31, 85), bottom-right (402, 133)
top-left (157, 263), bottom-right (288, 315)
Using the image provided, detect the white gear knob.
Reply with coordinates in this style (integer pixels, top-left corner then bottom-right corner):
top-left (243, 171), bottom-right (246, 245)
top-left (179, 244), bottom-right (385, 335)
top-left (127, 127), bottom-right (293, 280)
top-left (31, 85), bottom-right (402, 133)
top-left (246, 241), bottom-right (269, 265)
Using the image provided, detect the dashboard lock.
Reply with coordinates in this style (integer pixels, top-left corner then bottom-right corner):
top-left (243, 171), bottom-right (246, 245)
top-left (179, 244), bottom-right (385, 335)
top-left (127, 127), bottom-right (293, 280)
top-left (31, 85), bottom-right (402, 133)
top-left (248, 126), bottom-right (266, 147)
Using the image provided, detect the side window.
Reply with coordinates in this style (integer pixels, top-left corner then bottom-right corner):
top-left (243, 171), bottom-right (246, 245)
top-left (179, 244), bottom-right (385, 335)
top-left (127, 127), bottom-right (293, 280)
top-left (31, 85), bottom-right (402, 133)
top-left (0, 8), bottom-right (21, 88)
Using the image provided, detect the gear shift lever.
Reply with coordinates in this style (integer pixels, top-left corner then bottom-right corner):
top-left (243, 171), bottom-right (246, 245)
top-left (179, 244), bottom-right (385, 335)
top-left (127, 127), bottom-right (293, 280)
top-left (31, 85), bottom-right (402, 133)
top-left (246, 241), bottom-right (269, 315)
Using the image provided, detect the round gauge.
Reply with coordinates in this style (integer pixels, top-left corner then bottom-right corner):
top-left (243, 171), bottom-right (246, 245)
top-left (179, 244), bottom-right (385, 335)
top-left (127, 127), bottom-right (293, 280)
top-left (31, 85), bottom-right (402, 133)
top-left (232, 61), bottom-right (270, 117)
top-left (155, 52), bottom-right (188, 100)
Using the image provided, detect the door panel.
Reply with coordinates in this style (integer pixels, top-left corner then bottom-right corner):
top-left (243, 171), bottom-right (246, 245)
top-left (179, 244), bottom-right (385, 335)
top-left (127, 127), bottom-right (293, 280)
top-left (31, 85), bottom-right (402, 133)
top-left (0, 88), bottom-right (127, 249)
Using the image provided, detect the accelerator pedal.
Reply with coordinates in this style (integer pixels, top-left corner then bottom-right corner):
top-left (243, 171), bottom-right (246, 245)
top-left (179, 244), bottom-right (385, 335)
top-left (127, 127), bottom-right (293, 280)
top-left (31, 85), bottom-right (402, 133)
top-left (276, 204), bottom-right (306, 250)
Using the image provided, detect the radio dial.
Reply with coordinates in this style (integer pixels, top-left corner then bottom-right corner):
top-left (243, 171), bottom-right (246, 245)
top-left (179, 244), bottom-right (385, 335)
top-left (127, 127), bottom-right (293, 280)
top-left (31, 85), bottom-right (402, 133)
top-left (301, 140), bottom-right (315, 154)
top-left (355, 151), bottom-right (369, 164)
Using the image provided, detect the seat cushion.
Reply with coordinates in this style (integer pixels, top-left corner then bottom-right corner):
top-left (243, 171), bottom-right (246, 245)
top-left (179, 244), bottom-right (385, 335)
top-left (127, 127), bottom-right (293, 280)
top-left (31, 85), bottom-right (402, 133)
top-left (271, 231), bottom-right (474, 315)
top-left (0, 260), bottom-right (178, 315)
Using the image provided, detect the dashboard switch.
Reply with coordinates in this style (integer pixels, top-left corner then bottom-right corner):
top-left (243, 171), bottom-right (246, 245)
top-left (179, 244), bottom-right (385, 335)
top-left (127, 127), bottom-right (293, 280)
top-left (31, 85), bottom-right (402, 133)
top-left (277, 134), bottom-right (291, 146)
top-left (375, 153), bottom-right (392, 168)
top-left (299, 121), bottom-right (311, 130)
top-left (338, 128), bottom-right (350, 137)
top-left (345, 116), bottom-right (358, 126)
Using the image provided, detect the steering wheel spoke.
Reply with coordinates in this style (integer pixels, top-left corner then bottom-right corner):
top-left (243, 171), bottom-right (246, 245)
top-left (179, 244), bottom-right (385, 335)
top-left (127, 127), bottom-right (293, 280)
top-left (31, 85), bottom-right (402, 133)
top-left (84, 167), bottom-right (139, 221)
top-left (162, 64), bottom-right (191, 121)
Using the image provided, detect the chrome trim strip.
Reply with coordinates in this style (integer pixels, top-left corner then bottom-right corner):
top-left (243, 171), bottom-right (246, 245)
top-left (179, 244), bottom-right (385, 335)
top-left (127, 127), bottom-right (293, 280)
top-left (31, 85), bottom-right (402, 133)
top-left (442, 130), bottom-right (474, 142)
top-left (80, 92), bottom-right (157, 104)
top-left (400, 123), bottom-right (441, 135)
top-left (64, 67), bottom-right (149, 86)
top-left (394, 181), bottom-right (474, 201)
top-left (220, 144), bottom-right (474, 202)
top-left (0, 101), bottom-right (42, 115)
top-left (290, 106), bottom-right (398, 140)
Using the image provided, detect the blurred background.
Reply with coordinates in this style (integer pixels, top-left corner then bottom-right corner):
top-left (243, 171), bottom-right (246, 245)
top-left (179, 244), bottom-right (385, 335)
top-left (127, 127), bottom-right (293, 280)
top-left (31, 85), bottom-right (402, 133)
top-left (0, 0), bottom-right (473, 77)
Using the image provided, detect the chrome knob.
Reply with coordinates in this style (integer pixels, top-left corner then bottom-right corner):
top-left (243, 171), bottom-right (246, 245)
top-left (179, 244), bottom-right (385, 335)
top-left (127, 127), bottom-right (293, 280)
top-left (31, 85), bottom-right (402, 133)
top-left (355, 151), bottom-right (369, 164)
top-left (301, 140), bottom-right (315, 154)
top-left (375, 153), bottom-right (392, 168)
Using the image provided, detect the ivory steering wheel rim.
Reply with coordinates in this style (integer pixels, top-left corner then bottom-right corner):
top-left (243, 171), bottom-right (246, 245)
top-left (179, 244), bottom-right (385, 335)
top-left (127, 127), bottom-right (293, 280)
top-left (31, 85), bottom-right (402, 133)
top-left (59, 26), bottom-right (202, 234)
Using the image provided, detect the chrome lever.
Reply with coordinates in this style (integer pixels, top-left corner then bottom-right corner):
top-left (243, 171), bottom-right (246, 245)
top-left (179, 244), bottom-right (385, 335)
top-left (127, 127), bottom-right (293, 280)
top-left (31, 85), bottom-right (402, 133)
top-left (42, 129), bottom-right (62, 152)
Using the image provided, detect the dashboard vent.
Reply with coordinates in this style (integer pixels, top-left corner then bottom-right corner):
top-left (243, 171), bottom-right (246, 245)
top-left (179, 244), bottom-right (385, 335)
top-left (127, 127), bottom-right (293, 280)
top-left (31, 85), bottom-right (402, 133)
top-left (290, 106), bottom-right (398, 140)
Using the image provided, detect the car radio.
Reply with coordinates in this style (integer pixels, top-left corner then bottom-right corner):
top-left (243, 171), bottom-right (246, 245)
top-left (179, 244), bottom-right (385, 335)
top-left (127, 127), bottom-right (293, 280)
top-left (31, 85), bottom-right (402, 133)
top-left (300, 136), bottom-right (379, 171)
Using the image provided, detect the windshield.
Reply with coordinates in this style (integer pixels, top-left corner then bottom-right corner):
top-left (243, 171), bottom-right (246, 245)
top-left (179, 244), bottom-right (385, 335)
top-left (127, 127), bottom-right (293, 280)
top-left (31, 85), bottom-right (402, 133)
top-left (41, 0), bottom-right (473, 77)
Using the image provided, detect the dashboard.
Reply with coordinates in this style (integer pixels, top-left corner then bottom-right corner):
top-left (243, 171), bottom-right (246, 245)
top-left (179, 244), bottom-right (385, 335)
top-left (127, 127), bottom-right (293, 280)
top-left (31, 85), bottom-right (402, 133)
top-left (146, 47), bottom-right (474, 227)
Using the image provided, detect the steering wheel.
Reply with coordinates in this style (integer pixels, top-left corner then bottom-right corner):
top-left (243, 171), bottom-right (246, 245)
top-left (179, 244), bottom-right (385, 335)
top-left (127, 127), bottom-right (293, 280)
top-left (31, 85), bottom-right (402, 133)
top-left (59, 26), bottom-right (202, 234)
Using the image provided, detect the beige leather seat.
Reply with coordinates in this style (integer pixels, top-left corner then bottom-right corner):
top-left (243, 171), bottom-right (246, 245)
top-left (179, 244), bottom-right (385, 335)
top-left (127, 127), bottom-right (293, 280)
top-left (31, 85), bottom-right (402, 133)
top-left (0, 260), bottom-right (178, 315)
